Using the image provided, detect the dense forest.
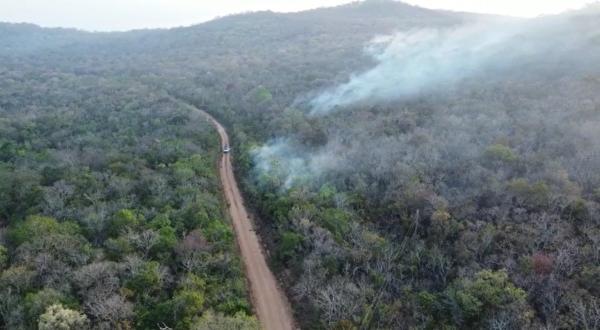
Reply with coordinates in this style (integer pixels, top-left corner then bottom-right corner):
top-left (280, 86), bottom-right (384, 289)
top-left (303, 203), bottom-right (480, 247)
top-left (1, 0), bottom-right (600, 329)
top-left (0, 69), bottom-right (256, 328)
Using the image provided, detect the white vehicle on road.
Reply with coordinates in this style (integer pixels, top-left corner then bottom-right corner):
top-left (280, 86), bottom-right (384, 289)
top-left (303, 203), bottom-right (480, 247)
top-left (223, 145), bottom-right (231, 153)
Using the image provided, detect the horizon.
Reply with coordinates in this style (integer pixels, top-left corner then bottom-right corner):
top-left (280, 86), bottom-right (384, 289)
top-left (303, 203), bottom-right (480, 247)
top-left (0, 0), bottom-right (597, 32)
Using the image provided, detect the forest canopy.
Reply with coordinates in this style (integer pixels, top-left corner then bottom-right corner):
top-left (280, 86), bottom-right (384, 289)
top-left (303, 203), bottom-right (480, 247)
top-left (1, 0), bottom-right (600, 329)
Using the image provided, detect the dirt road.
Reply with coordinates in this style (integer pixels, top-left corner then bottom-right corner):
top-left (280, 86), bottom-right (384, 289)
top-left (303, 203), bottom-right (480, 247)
top-left (196, 109), bottom-right (296, 330)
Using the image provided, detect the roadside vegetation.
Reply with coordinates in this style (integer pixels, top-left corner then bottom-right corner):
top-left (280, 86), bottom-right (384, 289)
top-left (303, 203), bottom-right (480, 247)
top-left (0, 74), bottom-right (255, 329)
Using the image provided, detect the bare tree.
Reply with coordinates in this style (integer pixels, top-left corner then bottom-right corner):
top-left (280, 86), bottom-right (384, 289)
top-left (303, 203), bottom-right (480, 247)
top-left (128, 229), bottom-right (159, 258)
top-left (571, 296), bottom-right (600, 330)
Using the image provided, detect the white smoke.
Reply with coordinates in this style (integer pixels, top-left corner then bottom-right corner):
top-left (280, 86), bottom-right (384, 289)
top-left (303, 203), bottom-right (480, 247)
top-left (310, 21), bottom-right (523, 114)
top-left (309, 7), bottom-right (600, 115)
top-left (254, 8), bottom-right (600, 186)
top-left (251, 139), bottom-right (339, 189)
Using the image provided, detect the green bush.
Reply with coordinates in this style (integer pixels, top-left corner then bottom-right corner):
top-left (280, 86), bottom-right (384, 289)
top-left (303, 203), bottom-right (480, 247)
top-left (108, 209), bottom-right (141, 237)
top-left (254, 86), bottom-right (273, 104)
top-left (277, 230), bottom-right (304, 263)
top-left (8, 215), bottom-right (81, 247)
top-left (104, 236), bottom-right (134, 260)
top-left (468, 270), bottom-right (527, 308)
top-left (320, 208), bottom-right (351, 240)
top-left (203, 219), bottom-right (233, 245)
top-left (436, 270), bottom-right (530, 327)
top-left (127, 261), bottom-right (163, 295)
top-left (564, 198), bottom-right (590, 224)
top-left (152, 226), bottom-right (178, 259)
top-left (24, 288), bottom-right (76, 328)
top-left (0, 245), bottom-right (7, 271)
top-left (507, 179), bottom-right (550, 208)
top-left (483, 144), bottom-right (518, 166)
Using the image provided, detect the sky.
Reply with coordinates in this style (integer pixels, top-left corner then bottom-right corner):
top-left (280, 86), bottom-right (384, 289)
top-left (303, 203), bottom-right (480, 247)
top-left (0, 0), bottom-right (596, 32)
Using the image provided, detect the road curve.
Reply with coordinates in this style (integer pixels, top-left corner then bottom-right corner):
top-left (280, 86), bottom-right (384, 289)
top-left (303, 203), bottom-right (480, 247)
top-left (195, 108), bottom-right (296, 330)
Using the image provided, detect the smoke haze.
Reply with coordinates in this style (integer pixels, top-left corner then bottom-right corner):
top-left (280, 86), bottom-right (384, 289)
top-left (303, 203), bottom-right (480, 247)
top-left (310, 9), bottom-right (599, 115)
top-left (256, 6), bottom-right (600, 189)
top-left (252, 140), bottom-right (340, 189)
top-left (310, 21), bottom-right (518, 114)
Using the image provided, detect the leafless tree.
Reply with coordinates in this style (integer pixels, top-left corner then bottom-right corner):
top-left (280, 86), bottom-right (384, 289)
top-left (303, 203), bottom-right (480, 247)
top-left (128, 229), bottom-right (159, 258)
top-left (571, 296), bottom-right (600, 330)
top-left (42, 180), bottom-right (75, 219)
top-left (86, 294), bottom-right (133, 330)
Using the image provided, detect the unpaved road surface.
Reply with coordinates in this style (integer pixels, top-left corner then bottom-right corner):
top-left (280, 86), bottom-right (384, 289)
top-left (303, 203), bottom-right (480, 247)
top-left (196, 108), bottom-right (296, 330)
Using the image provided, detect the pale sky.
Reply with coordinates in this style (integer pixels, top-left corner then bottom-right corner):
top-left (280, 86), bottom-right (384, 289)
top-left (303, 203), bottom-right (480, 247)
top-left (0, 0), bottom-right (596, 32)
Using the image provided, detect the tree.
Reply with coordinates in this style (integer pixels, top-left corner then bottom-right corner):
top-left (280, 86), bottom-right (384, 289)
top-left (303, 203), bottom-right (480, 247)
top-left (435, 270), bottom-right (532, 328)
top-left (108, 209), bottom-right (141, 237)
top-left (0, 288), bottom-right (24, 328)
top-left (277, 230), bottom-right (304, 264)
top-left (8, 215), bottom-right (80, 247)
top-left (126, 261), bottom-right (166, 295)
top-left (152, 225), bottom-right (178, 260)
top-left (38, 304), bottom-right (89, 330)
top-left (192, 311), bottom-right (259, 330)
top-left (128, 229), bottom-right (160, 257)
top-left (483, 144), bottom-right (518, 167)
top-left (570, 295), bottom-right (600, 330)
top-left (0, 245), bottom-right (7, 271)
top-left (85, 294), bottom-right (134, 330)
top-left (579, 266), bottom-right (600, 296)
top-left (176, 230), bottom-right (211, 272)
top-left (24, 288), bottom-right (70, 327)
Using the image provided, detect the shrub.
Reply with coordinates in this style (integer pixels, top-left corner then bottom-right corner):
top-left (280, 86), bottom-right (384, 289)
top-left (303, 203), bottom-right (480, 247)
top-left (564, 198), bottom-right (590, 224)
top-left (8, 215), bottom-right (80, 247)
top-left (320, 208), bottom-right (351, 240)
top-left (468, 270), bottom-right (527, 307)
top-left (277, 230), bottom-right (304, 263)
top-left (0, 245), bottom-right (7, 271)
top-left (108, 209), bottom-right (141, 237)
top-left (439, 270), bottom-right (531, 327)
top-left (126, 261), bottom-right (163, 295)
top-left (507, 179), bottom-right (550, 208)
top-left (24, 289), bottom-right (73, 328)
top-left (484, 144), bottom-right (518, 166)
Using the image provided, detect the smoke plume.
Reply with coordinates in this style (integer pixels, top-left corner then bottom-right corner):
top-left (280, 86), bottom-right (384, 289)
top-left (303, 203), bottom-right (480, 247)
top-left (310, 10), bottom-right (599, 115)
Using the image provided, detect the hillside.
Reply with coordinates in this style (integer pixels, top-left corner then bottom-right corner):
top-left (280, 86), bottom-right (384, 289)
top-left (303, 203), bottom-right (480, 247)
top-left (1, 1), bottom-right (600, 329)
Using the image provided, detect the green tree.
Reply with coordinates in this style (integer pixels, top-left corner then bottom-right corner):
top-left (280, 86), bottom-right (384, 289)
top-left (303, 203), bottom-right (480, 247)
top-left (24, 288), bottom-right (73, 328)
top-left (0, 245), bottom-right (7, 271)
top-left (126, 261), bottom-right (163, 295)
top-left (507, 179), bottom-right (550, 208)
top-left (152, 225), bottom-right (178, 260)
top-left (277, 230), bottom-right (304, 263)
top-left (108, 209), bottom-right (141, 237)
top-left (440, 270), bottom-right (531, 327)
top-left (8, 215), bottom-right (80, 247)
top-left (254, 86), bottom-right (273, 104)
top-left (483, 144), bottom-right (518, 166)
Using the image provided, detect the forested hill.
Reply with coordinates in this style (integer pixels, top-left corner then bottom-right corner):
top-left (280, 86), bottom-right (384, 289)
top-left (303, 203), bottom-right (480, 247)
top-left (0, 23), bottom-right (88, 54)
top-left (0, 1), bottom-right (463, 55)
top-left (0, 1), bottom-right (469, 99)
top-left (2, 1), bottom-right (600, 329)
